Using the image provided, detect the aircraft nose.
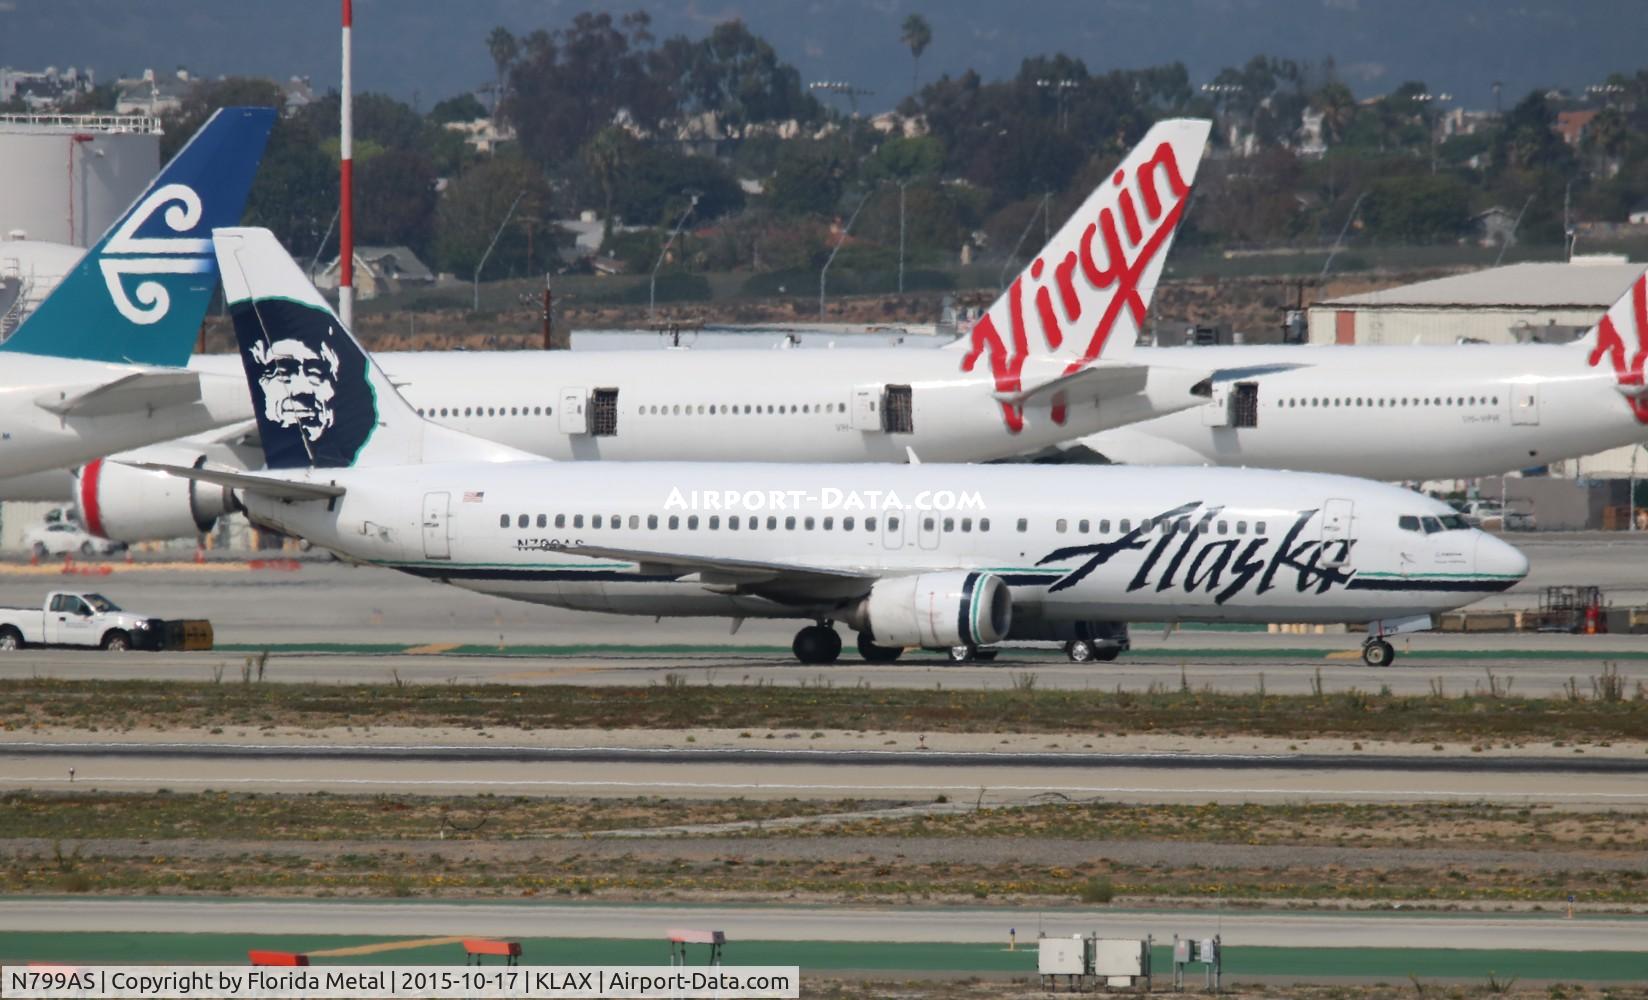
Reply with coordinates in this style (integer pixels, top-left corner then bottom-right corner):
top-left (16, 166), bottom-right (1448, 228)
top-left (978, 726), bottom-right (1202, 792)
top-left (1475, 532), bottom-right (1530, 585)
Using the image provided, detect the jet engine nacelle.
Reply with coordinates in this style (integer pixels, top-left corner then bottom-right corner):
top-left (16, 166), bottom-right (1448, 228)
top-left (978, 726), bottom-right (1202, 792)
top-left (75, 456), bottom-right (238, 543)
top-left (850, 571), bottom-right (1013, 648)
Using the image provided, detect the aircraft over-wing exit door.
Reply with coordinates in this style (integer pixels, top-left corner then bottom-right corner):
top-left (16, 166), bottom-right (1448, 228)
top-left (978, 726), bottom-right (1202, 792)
top-left (1511, 385), bottom-right (1540, 425)
top-left (422, 491), bottom-right (451, 560)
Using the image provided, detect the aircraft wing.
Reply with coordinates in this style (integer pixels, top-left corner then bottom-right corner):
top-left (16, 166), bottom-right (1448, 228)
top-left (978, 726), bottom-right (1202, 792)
top-left (993, 362), bottom-right (1149, 406)
top-left (544, 541), bottom-right (873, 601)
top-left (125, 460), bottom-right (346, 501)
top-left (35, 370), bottom-right (203, 418)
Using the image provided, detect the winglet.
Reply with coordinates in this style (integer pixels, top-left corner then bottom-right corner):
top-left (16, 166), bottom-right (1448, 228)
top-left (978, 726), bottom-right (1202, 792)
top-left (0, 107), bottom-right (276, 367)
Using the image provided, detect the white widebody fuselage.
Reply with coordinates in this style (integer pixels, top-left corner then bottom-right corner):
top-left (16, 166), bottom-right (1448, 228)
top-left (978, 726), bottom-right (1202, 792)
top-left (191, 346), bottom-right (1202, 464)
top-left (242, 462), bottom-right (1527, 629)
top-left (1087, 342), bottom-right (1648, 480)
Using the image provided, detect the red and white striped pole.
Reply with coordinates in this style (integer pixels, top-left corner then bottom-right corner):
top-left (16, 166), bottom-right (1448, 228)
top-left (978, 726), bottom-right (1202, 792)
top-left (338, 0), bottom-right (354, 330)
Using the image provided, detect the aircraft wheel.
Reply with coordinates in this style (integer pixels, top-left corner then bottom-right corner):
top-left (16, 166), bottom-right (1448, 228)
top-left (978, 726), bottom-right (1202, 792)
top-left (857, 631), bottom-right (903, 663)
top-left (1362, 639), bottom-right (1395, 667)
top-left (792, 624), bottom-right (841, 664)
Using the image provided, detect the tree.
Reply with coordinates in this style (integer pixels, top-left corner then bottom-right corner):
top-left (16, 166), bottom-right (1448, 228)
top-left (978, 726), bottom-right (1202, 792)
top-left (434, 152), bottom-right (555, 278)
top-left (900, 14), bottom-right (932, 98)
top-left (430, 92), bottom-right (487, 124)
top-left (486, 26), bottom-right (517, 117)
top-left (580, 126), bottom-right (634, 237)
top-left (1311, 81), bottom-right (1356, 146)
top-left (769, 140), bottom-right (849, 217)
top-left (652, 20), bottom-right (822, 137)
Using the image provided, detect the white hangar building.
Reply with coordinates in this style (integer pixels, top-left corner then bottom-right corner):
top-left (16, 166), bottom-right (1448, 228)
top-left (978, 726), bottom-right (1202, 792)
top-left (1307, 257), bottom-right (1642, 347)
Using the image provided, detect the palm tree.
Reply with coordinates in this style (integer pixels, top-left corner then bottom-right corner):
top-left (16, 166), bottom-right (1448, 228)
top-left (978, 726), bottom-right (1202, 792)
top-left (900, 14), bottom-right (932, 98)
top-left (486, 26), bottom-right (518, 119)
top-left (1312, 81), bottom-right (1355, 145)
top-left (582, 126), bottom-right (629, 241)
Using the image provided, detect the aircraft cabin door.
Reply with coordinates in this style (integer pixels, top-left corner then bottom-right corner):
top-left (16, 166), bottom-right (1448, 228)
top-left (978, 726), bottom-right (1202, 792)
top-left (851, 386), bottom-right (880, 430)
top-left (917, 512), bottom-right (941, 550)
top-left (1320, 497), bottom-right (1354, 568)
top-left (559, 387), bottom-right (588, 434)
top-left (1510, 384), bottom-right (1540, 425)
top-left (422, 491), bottom-right (451, 560)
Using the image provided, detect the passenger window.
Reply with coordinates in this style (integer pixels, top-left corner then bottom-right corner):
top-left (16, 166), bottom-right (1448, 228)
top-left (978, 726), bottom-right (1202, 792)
top-left (843, 516), bottom-right (854, 531)
top-left (555, 514), bottom-right (567, 529)
top-left (1017, 518), bottom-right (1028, 532)
top-left (628, 515), bottom-right (639, 529)
top-left (1217, 521), bottom-right (1227, 535)
top-left (785, 517), bottom-right (796, 530)
top-left (767, 516), bottom-right (777, 530)
top-left (687, 516), bottom-right (699, 530)
top-left (729, 515), bottom-right (740, 530)
top-left (1078, 519), bottom-right (1089, 533)
top-left (709, 516), bottom-right (720, 530)
top-left (1256, 521), bottom-right (1267, 534)
top-left (499, 514), bottom-right (509, 528)
top-left (960, 518), bottom-right (971, 533)
top-left (610, 514), bottom-right (620, 529)
top-left (804, 517), bottom-right (815, 530)
top-left (574, 514), bottom-right (585, 528)
top-left (668, 516), bottom-right (679, 530)
top-left (1056, 518), bottom-right (1068, 533)
top-left (923, 517), bottom-right (935, 532)
top-left (942, 517), bottom-right (954, 532)
top-left (592, 515), bottom-right (603, 529)
top-left (537, 514), bottom-right (547, 528)
top-left (1235, 521), bottom-right (1246, 534)
top-left (823, 517), bottom-right (834, 530)
top-left (647, 515), bottom-right (658, 530)
top-left (1119, 519), bottom-right (1130, 533)
top-left (1399, 515), bottom-right (1421, 531)
top-left (865, 516), bottom-right (877, 531)
top-left (1099, 519), bottom-right (1110, 533)
top-left (979, 518), bottom-right (990, 532)
top-left (888, 516), bottom-right (900, 531)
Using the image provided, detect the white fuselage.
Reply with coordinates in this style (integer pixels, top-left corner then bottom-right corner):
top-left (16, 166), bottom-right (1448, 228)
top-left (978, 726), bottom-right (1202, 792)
top-left (0, 354), bottom-right (250, 479)
top-left (243, 463), bottom-right (1527, 629)
top-left (192, 346), bottom-right (1200, 464)
top-left (1086, 343), bottom-right (1647, 480)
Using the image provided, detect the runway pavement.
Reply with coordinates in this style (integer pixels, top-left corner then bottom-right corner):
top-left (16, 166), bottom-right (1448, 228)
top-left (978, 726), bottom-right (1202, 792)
top-left (7, 745), bottom-right (1645, 806)
top-left (6, 899), bottom-right (1644, 952)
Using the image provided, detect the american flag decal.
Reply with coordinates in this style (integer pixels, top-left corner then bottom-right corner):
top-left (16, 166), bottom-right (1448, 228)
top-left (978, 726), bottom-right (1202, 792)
top-left (462, 491), bottom-right (485, 503)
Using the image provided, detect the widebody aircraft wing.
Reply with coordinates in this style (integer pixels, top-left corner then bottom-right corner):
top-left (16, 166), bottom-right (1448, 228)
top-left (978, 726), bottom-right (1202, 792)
top-left (126, 460), bottom-right (346, 501)
top-left (35, 370), bottom-right (204, 418)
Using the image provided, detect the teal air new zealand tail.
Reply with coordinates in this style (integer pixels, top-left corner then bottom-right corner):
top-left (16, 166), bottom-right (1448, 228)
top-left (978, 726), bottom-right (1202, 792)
top-left (0, 106), bottom-right (275, 368)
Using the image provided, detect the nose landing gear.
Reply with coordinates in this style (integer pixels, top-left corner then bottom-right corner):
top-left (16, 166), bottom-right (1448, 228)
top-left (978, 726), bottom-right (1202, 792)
top-left (1361, 638), bottom-right (1396, 667)
top-left (792, 621), bottom-right (843, 664)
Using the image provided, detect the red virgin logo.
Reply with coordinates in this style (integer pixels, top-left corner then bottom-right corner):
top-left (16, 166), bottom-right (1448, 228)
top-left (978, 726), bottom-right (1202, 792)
top-left (1587, 274), bottom-right (1648, 424)
top-left (962, 140), bottom-right (1191, 432)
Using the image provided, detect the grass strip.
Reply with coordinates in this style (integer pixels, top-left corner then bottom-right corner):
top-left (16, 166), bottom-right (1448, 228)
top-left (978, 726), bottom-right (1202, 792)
top-left (4, 676), bottom-right (1644, 740)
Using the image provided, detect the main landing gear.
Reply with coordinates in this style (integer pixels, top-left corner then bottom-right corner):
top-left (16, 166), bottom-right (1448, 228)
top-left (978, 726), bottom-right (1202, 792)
top-left (857, 630), bottom-right (904, 663)
top-left (1361, 638), bottom-right (1396, 667)
top-left (1063, 639), bottom-right (1120, 663)
top-left (792, 621), bottom-right (842, 664)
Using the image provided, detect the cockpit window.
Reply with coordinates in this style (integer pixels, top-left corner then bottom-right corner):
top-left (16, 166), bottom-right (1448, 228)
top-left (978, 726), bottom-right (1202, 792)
top-left (1420, 516), bottom-right (1442, 534)
top-left (1398, 515), bottom-right (1420, 532)
top-left (1439, 514), bottom-right (1469, 530)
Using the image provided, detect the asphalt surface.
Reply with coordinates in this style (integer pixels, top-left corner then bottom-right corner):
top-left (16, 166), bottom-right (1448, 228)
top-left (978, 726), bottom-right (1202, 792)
top-left (8, 750), bottom-right (1645, 805)
top-left (6, 900), bottom-right (1644, 952)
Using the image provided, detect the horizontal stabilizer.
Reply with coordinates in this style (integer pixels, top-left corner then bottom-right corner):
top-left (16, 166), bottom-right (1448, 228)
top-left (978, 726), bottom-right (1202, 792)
top-left (126, 461), bottom-right (345, 500)
top-left (36, 370), bottom-right (201, 418)
top-left (993, 363), bottom-right (1149, 406)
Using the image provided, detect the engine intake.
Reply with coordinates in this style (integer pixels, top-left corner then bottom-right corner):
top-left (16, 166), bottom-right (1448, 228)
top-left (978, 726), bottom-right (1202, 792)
top-left (77, 456), bottom-right (239, 543)
top-left (852, 571), bottom-right (1013, 648)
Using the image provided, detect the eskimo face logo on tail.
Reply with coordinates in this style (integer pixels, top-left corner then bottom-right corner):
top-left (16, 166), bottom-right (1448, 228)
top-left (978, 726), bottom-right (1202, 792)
top-left (963, 140), bottom-right (1192, 432)
top-left (233, 298), bottom-right (376, 470)
top-left (1587, 274), bottom-right (1648, 424)
top-left (96, 183), bottom-right (214, 325)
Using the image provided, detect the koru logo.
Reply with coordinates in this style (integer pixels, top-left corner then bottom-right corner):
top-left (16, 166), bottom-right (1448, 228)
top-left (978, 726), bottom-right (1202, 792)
top-left (96, 183), bottom-right (213, 325)
top-left (1036, 501), bottom-right (1356, 605)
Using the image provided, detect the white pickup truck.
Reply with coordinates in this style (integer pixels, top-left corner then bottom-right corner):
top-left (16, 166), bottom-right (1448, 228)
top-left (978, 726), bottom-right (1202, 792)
top-left (0, 591), bottom-right (164, 651)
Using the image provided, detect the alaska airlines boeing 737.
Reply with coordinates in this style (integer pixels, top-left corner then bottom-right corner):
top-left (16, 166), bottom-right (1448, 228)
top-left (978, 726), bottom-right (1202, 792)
top-left (0, 107), bottom-right (271, 479)
top-left (142, 228), bottom-right (1529, 667)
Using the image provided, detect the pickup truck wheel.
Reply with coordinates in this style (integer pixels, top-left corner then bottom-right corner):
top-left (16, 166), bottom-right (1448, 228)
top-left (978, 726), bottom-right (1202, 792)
top-left (0, 628), bottom-right (22, 652)
top-left (79, 540), bottom-right (95, 556)
top-left (101, 630), bottom-right (132, 652)
top-left (30, 542), bottom-right (46, 560)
